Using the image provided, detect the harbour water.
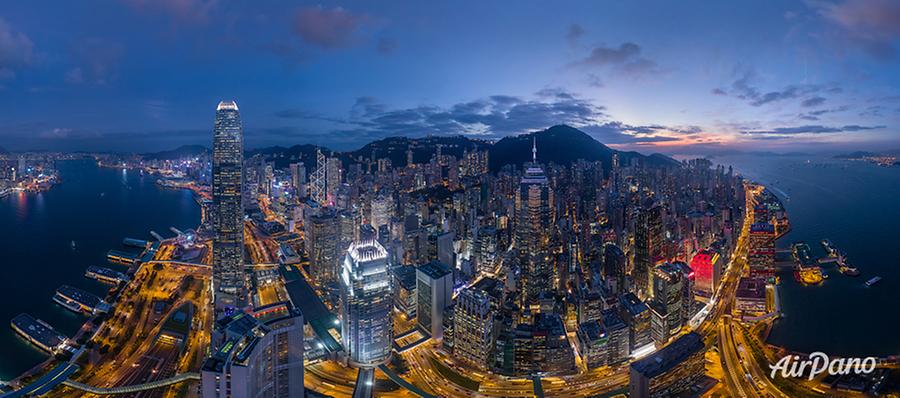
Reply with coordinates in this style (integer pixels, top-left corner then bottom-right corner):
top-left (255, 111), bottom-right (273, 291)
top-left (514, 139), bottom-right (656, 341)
top-left (0, 159), bottom-right (199, 380)
top-left (717, 154), bottom-right (900, 357)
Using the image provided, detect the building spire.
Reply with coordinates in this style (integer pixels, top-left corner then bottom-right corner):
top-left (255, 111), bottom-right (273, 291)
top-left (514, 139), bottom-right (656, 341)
top-left (532, 136), bottom-right (537, 163)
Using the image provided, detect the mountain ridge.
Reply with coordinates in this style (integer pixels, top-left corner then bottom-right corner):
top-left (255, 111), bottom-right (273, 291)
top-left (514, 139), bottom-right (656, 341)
top-left (164, 125), bottom-right (680, 172)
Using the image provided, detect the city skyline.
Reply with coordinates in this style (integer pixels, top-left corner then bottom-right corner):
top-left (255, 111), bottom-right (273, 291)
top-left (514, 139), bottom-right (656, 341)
top-left (1, 1), bottom-right (899, 154)
top-left (2, 3), bottom-right (900, 397)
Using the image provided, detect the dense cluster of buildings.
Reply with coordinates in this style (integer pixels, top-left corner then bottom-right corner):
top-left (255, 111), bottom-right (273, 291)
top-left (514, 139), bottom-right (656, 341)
top-left (0, 152), bottom-right (61, 196)
top-left (194, 99), bottom-right (749, 396)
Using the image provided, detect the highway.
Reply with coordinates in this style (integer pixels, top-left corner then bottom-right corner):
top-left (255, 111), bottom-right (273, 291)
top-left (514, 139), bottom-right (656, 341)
top-left (352, 368), bottom-right (375, 398)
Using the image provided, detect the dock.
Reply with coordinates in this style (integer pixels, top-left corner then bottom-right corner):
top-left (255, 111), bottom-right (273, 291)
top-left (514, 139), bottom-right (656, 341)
top-left (107, 249), bottom-right (138, 265)
top-left (53, 285), bottom-right (110, 315)
top-left (122, 238), bottom-right (149, 249)
top-left (10, 313), bottom-right (68, 354)
top-left (85, 266), bottom-right (129, 285)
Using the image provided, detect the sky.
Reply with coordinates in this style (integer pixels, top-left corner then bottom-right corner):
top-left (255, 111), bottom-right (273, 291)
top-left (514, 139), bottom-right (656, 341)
top-left (0, 0), bottom-right (899, 154)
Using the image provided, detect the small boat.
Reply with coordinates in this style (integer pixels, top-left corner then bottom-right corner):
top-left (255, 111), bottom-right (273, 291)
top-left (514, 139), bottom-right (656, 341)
top-left (865, 276), bottom-right (882, 287)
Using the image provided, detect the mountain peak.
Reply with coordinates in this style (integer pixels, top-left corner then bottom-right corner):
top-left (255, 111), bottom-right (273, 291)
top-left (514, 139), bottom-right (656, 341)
top-left (488, 125), bottom-right (676, 172)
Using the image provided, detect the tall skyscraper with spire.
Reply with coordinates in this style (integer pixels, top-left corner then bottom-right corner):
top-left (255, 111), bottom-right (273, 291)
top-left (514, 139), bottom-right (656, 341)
top-left (212, 100), bottom-right (246, 313)
top-left (516, 136), bottom-right (554, 302)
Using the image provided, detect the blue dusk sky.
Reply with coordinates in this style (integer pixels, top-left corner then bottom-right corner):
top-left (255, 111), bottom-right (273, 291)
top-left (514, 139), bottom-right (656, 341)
top-left (0, 0), bottom-right (899, 153)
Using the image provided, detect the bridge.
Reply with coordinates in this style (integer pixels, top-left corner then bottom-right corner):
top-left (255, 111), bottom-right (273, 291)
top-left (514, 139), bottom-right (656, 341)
top-left (61, 373), bottom-right (200, 395)
top-left (351, 368), bottom-right (375, 398)
top-left (148, 260), bottom-right (278, 270)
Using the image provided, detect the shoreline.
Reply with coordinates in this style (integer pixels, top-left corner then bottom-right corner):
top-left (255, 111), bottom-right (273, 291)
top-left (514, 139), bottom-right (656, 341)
top-left (0, 161), bottom-right (203, 386)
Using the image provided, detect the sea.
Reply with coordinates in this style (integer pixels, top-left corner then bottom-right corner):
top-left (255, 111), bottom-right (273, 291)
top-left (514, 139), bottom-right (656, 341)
top-left (714, 153), bottom-right (900, 358)
top-left (0, 159), bottom-right (200, 381)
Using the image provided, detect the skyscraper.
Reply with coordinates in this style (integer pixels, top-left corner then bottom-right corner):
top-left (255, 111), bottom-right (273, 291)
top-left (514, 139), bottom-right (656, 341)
top-left (602, 243), bottom-right (627, 297)
top-left (211, 100), bottom-right (246, 312)
top-left (307, 211), bottom-right (340, 286)
top-left (691, 249), bottom-right (721, 298)
top-left (633, 204), bottom-right (662, 300)
top-left (340, 240), bottom-right (394, 367)
top-left (416, 261), bottom-right (453, 341)
top-left (453, 287), bottom-right (495, 371)
top-left (311, 149), bottom-right (327, 205)
top-left (516, 137), bottom-right (553, 302)
top-left (326, 156), bottom-right (341, 205)
top-left (201, 310), bottom-right (305, 398)
top-left (649, 263), bottom-right (684, 346)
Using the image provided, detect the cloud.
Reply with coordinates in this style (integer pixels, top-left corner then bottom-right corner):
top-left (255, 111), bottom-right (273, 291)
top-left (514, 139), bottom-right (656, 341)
top-left (65, 38), bottom-right (124, 85)
top-left (717, 69), bottom-right (840, 107)
top-left (572, 42), bottom-right (662, 78)
top-left (801, 96), bottom-right (827, 107)
top-left (586, 73), bottom-right (604, 88)
top-left (350, 96), bottom-right (387, 119)
top-left (566, 24), bottom-right (584, 45)
top-left (122, 0), bottom-right (218, 23)
top-left (293, 6), bottom-right (370, 49)
top-left (0, 18), bottom-right (34, 79)
top-left (741, 124), bottom-right (884, 136)
top-left (799, 105), bottom-right (850, 120)
top-left (324, 90), bottom-right (609, 141)
top-left (285, 90), bottom-right (702, 147)
top-left (818, 0), bottom-right (900, 60)
top-left (581, 122), bottom-right (687, 144)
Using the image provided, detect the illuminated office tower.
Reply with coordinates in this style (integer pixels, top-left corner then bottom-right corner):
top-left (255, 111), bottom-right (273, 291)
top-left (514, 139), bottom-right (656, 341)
top-left (211, 100), bottom-right (246, 312)
top-left (370, 193), bottom-right (392, 231)
top-left (326, 156), bottom-right (341, 205)
top-left (649, 263), bottom-right (684, 346)
top-left (633, 204), bottom-right (662, 300)
top-left (602, 243), bottom-right (627, 297)
top-left (748, 222), bottom-right (776, 278)
top-left (474, 226), bottom-right (498, 276)
top-left (307, 211), bottom-right (340, 286)
top-left (515, 138), bottom-right (553, 302)
top-left (201, 310), bottom-right (305, 398)
top-left (289, 162), bottom-right (306, 198)
top-left (453, 287), bottom-right (495, 371)
top-left (311, 149), bottom-right (326, 205)
top-left (340, 240), bottom-right (394, 367)
top-left (629, 332), bottom-right (705, 398)
top-left (690, 249), bottom-right (721, 298)
top-left (416, 261), bottom-right (453, 341)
